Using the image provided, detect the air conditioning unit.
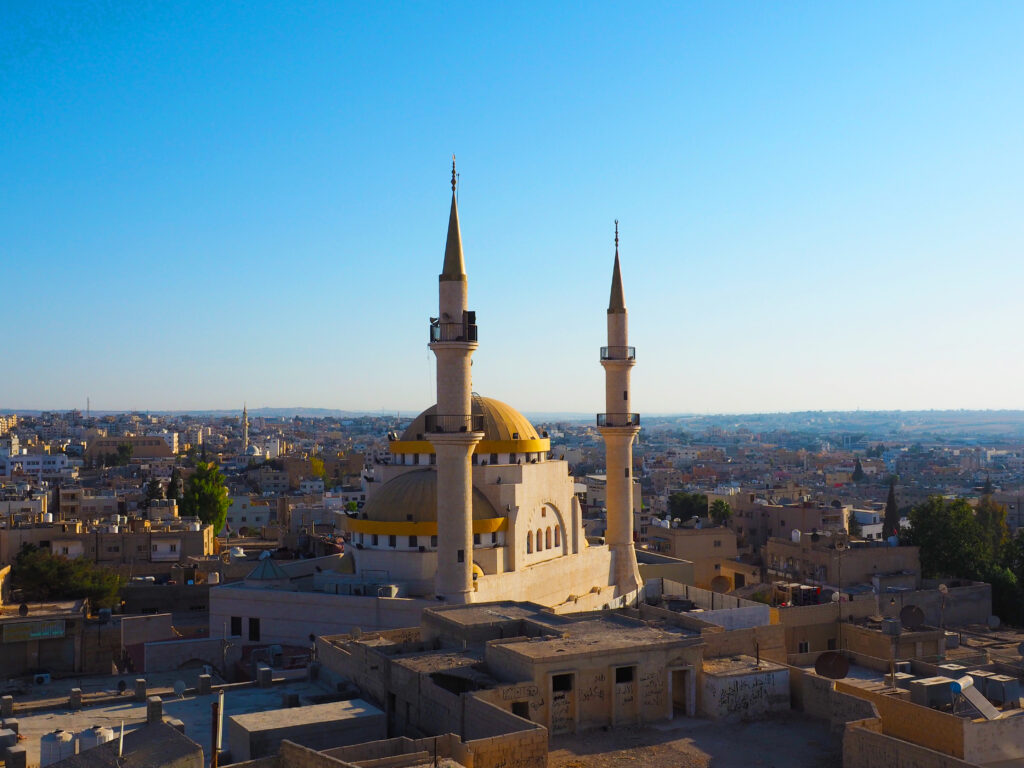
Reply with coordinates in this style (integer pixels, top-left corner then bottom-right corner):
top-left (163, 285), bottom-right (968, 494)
top-left (34, 673), bottom-right (51, 685)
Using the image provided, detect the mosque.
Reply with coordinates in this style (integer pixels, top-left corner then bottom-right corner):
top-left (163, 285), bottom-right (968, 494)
top-left (339, 162), bottom-right (643, 610)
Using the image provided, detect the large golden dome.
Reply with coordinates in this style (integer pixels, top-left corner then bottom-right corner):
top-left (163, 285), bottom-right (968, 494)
top-left (391, 394), bottom-right (549, 455)
top-left (360, 469), bottom-right (499, 523)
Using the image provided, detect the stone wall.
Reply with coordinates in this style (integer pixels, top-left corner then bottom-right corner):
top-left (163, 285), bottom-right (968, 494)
top-left (844, 721), bottom-right (974, 768)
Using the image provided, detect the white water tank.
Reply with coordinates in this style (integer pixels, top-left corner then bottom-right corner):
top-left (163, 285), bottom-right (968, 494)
top-left (43, 512), bottom-right (54, 523)
top-left (78, 725), bottom-right (114, 752)
top-left (189, 522), bottom-right (201, 532)
top-left (41, 729), bottom-right (75, 766)
top-left (791, 529), bottom-right (801, 543)
top-left (109, 524), bottom-right (119, 534)
top-left (207, 572), bottom-right (221, 585)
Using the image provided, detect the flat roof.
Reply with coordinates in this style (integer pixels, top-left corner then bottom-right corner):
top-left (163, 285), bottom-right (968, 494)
top-left (497, 619), bottom-right (692, 660)
top-left (229, 698), bottom-right (382, 732)
top-left (703, 655), bottom-right (786, 677)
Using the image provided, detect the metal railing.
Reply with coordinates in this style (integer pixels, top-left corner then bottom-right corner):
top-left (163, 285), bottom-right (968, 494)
top-left (596, 413), bottom-right (640, 428)
top-left (429, 311), bottom-right (478, 343)
top-left (424, 414), bottom-right (485, 433)
top-left (600, 346), bottom-right (636, 361)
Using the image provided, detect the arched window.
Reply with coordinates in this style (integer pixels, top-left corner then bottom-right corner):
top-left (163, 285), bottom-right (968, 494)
top-left (536, 528), bottom-right (543, 550)
top-left (526, 531), bottom-right (533, 554)
top-left (545, 528), bottom-right (552, 549)
top-left (554, 526), bottom-right (560, 547)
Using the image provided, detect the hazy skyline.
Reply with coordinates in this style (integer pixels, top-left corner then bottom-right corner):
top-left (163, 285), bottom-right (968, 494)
top-left (4, 3), bottom-right (1023, 415)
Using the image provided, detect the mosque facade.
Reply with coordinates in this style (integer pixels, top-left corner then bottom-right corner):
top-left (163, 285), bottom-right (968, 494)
top-left (340, 163), bottom-right (642, 610)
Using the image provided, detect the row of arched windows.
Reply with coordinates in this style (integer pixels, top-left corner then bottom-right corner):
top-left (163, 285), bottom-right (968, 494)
top-left (525, 525), bottom-right (560, 554)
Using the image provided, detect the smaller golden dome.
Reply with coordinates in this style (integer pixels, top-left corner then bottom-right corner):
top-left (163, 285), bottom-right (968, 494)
top-left (361, 469), bottom-right (499, 523)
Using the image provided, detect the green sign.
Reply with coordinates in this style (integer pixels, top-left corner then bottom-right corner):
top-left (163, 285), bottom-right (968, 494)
top-left (2, 619), bottom-right (66, 643)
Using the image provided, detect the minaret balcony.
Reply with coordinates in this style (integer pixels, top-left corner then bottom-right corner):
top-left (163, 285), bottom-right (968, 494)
top-left (425, 414), bottom-right (485, 433)
top-left (597, 413), bottom-right (640, 428)
top-left (429, 311), bottom-right (478, 343)
top-left (600, 346), bottom-right (635, 361)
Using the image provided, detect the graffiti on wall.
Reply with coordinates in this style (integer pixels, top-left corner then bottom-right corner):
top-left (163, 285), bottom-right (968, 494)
top-left (717, 675), bottom-right (771, 715)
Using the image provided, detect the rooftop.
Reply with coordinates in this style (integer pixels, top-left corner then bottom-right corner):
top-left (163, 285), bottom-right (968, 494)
top-left (229, 698), bottom-right (382, 731)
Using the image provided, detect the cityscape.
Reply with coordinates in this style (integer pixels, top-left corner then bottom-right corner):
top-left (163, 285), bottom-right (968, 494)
top-left (3, 4), bottom-right (1023, 768)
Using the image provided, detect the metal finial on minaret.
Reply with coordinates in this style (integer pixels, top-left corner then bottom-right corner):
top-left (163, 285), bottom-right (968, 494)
top-left (615, 220), bottom-right (619, 253)
top-left (451, 154), bottom-right (457, 192)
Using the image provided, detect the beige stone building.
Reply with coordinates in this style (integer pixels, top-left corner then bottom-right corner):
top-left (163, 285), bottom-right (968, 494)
top-left (337, 168), bottom-right (641, 612)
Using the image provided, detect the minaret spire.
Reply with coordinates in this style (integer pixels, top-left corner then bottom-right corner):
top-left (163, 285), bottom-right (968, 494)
top-left (609, 220), bottom-right (625, 312)
top-left (441, 154), bottom-right (465, 280)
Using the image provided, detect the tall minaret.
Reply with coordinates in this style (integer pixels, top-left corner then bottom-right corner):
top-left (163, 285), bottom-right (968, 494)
top-left (599, 221), bottom-right (643, 596)
top-left (241, 403), bottom-right (249, 453)
top-left (428, 157), bottom-right (484, 603)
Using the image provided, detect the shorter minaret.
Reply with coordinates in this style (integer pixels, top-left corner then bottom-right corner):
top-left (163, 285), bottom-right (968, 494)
top-left (242, 403), bottom-right (249, 453)
top-left (599, 221), bottom-right (643, 596)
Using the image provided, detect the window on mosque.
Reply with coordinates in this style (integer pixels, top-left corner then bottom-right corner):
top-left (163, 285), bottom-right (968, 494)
top-left (473, 533), bottom-right (480, 545)
top-left (536, 529), bottom-right (543, 550)
top-left (409, 535), bottom-right (418, 548)
top-left (545, 528), bottom-right (552, 549)
top-left (526, 532), bottom-right (533, 554)
top-left (388, 535), bottom-right (396, 548)
top-left (431, 535), bottom-right (438, 547)
top-left (554, 527), bottom-right (560, 547)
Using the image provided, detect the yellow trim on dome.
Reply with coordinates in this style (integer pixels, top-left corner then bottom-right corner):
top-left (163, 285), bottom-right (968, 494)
top-left (389, 438), bottom-right (551, 455)
top-left (342, 517), bottom-right (508, 536)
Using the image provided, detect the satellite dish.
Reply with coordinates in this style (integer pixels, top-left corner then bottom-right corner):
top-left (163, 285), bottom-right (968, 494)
top-left (811, 532), bottom-right (820, 543)
top-left (835, 538), bottom-right (848, 552)
top-left (900, 605), bottom-right (925, 631)
top-left (987, 615), bottom-right (1000, 630)
top-left (117, 680), bottom-right (127, 694)
top-left (814, 651), bottom-right (850, 680)
top-left (831, 592), bottom-right (841, 603)
top-left (173, 680), bottom-right (186, 697)
top-left (711, 576), bottom-right (730, 594)
top-left (938, 584), bottom-right (949, 596)
top-left (18, 603), bottom-right (28, 617)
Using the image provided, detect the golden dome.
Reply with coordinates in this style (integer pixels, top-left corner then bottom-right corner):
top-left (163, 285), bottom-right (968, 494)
top-left (392, 395), bottom-right (549, 455)
top-left (360, 469), bottom-right (499, 523)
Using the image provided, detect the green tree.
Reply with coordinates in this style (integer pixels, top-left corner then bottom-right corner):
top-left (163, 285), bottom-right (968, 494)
top-left (115, 443), bottom-right (134, 466)
top-left (344, 501), bottom-right (359, 513)
top-left (668, 491), bottom-right (708, 521)
top-left (144, 477), bottom-right (164, 507)
top-left (180, 461), bottom-right (230, 535)
top-left (12, 544), bottom-right (124, 609)
top-left (852, 458), bottom-right (865, 483)
top-left (982, 475), bottom-right (994, 495)
top-left (167, 466), bottom-right (183, 502)
top-left (903, 496), bottom-right (991, 580)
top-left (709, 499), bottom-right (732, 525)
top-left (975, 495), bottom-right (1009, 556)
top-left (847, 509), bottom-right (862, 537)
top-left (883, 477), bottom-right (900, 538)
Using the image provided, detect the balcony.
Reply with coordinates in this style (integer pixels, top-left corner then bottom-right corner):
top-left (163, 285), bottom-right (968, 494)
top-left (429, 311), bottom-right (478, 343)
top-left (600, 346), bottom-right (636, 361)
top-left (596, 413), bottom-right (640, 428)
top-left (424, 414), bottom-right (485, 434)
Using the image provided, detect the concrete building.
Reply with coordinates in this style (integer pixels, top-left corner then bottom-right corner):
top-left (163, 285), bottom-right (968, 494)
top-left (85, 436), bottom-right (174, 461)
top-left (765, 533), bottom-right (921, 590)
top-left (645, 524), bottom-right (739, 591)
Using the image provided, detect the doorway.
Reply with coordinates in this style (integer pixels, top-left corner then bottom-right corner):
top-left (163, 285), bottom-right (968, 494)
top-left (671, 669), bottom-right (690, 717)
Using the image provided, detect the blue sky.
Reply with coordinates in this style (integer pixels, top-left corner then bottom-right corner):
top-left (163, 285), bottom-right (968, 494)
top-left (3, 2), bottom-right (1023, 414)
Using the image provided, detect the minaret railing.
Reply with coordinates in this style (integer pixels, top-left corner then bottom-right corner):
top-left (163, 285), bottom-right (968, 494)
top-left (429, 311), bottom-right (478, 343)
top-left (597, 413), bottom-right (640, 428)
top-left (424, 414), bottom-right (485, 433)
top-left (600, 346), bottom-right (635, 361)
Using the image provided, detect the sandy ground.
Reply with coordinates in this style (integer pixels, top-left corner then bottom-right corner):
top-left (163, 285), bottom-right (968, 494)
top-left (12, 678), bottom-right (335, 767)
top-left (548, 712), bottom-right (841, 768)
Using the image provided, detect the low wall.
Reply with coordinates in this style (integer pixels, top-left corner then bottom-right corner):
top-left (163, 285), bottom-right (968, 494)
top-left (844, 720), bottom-right (974, 768)
top-left (661, 580), bottom-right (771, 629)
top-left (835, 681), bottom-right (965, 758)
top-left (143, 637), bottom-right (241, 673)
top-left (463, 697), bottom-right (547, 768)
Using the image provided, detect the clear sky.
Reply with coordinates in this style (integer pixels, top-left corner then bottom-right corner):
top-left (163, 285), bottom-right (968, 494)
top-left (3, 2), bottom-right (1023, 415)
